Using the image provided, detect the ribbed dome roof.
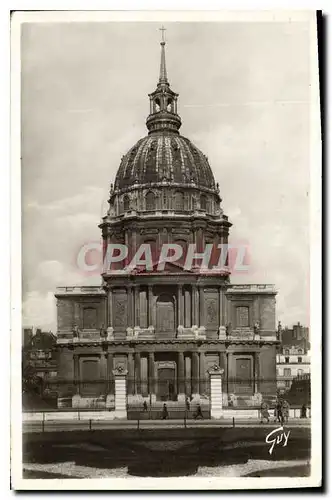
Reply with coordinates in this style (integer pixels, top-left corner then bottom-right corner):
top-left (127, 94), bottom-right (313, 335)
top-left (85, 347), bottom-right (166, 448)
top-left (114, 133), bottom-right (216, 191)
top-left (113, 37), bottom-right (217, 194)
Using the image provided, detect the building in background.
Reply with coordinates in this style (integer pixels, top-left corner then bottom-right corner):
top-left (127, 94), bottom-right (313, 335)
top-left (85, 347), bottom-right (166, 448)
top-left (22, 328), bottom-right (58, 381)
top-left (276, 323), bottom-right (310, 394)
top-left (278, 322), bottom-right (310, 353)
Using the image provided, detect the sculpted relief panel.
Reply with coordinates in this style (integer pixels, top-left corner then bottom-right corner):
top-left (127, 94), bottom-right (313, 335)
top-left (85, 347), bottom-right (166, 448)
top-left (204, 289), bottom-right (219, 328)
top-left (113, 290), bottom-right (128, 328)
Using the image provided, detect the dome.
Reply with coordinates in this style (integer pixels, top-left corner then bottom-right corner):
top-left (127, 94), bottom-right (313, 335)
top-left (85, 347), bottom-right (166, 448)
top-left (114, 133), bottom-right (216, 192)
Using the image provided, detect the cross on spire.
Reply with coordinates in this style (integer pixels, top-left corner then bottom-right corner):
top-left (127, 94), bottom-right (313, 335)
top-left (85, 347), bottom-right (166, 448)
top-left (159, 25), bottom-right (166, 44)
top-left (158, 26), bottom-right (168, 84)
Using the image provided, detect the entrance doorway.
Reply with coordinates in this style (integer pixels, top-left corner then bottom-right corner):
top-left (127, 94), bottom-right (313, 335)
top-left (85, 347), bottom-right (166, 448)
top-left (157, 366), bottom-right (176, 401)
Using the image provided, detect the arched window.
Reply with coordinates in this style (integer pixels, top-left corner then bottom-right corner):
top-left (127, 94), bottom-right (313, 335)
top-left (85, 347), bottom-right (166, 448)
top-left (146, 191), bottom-right (156, 211)
top-left (175, 239), bottom-right (187, 264)
top-left (200, 194), bottom-right (207, 211)
top-left (163, 191), bottom-right (168, 209)
top-left (175, 191), bottom-right (184, 211)
top-left (154, 98), bottom-right (161, 112)
top-left (298, 349), bottom-right (303, 354)
top-left (167, 98), bottom-right (173, 112)
top-left (285, 349), bottom-right (290, 355)
top-left (123, 195), bottom-right (130, 212)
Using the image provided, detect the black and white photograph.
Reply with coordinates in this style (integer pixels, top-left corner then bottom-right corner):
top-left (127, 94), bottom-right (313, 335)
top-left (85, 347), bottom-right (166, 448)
top-left (11, 9), bottom-right (321, 490)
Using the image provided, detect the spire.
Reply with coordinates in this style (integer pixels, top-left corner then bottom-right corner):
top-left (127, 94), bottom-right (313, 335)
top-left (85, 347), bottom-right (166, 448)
top-left (159, 26), bottom-right (168, 84)
top-left (146, 27), bottom-right (182, 134)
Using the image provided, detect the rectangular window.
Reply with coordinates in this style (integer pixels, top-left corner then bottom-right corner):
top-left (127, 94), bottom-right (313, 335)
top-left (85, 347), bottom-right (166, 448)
top-left (236, 306), bottom-right (249, 327)
top-left (298, 356), bottom-right (303, 363)
top-left (285, 380), bottom-right (291, 388)
top-left (83, 307), bottom-right (97, 329)
top-left (284, 368), bottom-right (291, 376)
top-left (285, 356), bottom-right (290, 363)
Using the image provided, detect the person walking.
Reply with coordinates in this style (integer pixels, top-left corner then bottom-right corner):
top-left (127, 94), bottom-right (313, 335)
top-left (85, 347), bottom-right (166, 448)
top-left (162, 403), bottom-right (169, 420)
top-left (301, 403), bottom-right (307, 418)
top-left (194, 404), bottom-right (203, 419)
top-left (282, 399), bottom-right (290, 424)
top-left (275, 398), bottom-right (283, 424)
top-left (186, 397), bottom-right (190, 412)
top-left (143, 400), bottom-right (148, 412)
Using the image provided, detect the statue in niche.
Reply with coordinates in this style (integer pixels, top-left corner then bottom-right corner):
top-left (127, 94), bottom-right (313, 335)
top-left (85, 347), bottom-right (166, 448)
top-left (108, 203), bottom-right (115, 217)
top-left (72, 324), bottom-right (80, 338)
top-left (100, 324), bottom-right (107, 338)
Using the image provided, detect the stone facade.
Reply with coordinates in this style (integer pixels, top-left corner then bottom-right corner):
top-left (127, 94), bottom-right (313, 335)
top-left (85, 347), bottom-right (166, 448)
top-left (55, 38), bottom-right (279, 409)
top-left (55, 283), bottom-right (278, 408)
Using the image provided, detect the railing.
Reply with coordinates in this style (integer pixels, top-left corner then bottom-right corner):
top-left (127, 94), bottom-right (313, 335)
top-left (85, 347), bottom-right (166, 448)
top-left (55, 286), bottom-right (105, 294)
top-left (22, 376), bottom-right (311, 414)
top-left (226, 284), bottom-right (276, 293)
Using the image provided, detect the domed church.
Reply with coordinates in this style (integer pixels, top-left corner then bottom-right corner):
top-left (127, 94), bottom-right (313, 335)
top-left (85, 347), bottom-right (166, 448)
top-left (55, 35), bottom-right (279, 410)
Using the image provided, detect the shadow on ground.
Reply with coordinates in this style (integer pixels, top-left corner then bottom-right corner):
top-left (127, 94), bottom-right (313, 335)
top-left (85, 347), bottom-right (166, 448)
top-left (23, 427), bottom-right (311, 478)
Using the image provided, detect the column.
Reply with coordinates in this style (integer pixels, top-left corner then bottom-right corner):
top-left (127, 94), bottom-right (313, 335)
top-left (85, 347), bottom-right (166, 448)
top-left (107, 287), bottom-right (113, 327)
top-left (134, 285), bottom-right (140, 327)
top-left (254, 352), bottom-right (260, 393)
top-left (74, 302), bottom-right (80, 327)
top-left (219, 352), bottom-right (225, 372)
top-left (127, 286), bottom-right (133, 328)
top-left (199, 285), bottom-right (205, 327)
top-left (72, 354), bottom-right (80, 407)
top-left (147, 285), bottom-right (153, 327)
top-left (219, 287), bottom-right (223, 325)
top-left (192, 285), bottom-right (197, 326)
top-left (191, 352), bottom-right (199, 396)
top-left (148, 352), bottom-right (156, 398)
top-left (135, 352), bottom-right (141, 395)
top-left (101, 352), bottom-right (107, 394)
top-left (73, 354), bottom-right (79, 394)
top-left (124, 231), bottom-right (129, 266)
top-left (226, 352), bottom-right (230, 395)
top-left (199, 351), bottom-right (206, 395)
top-left (178, 351), bottom-right (185, 400)
top-left (177, 285), bottom-right (183, 327)
top-left (106, 353), bottom-right (113, 392)
top-left (127, 352), bottom-right (134, 395)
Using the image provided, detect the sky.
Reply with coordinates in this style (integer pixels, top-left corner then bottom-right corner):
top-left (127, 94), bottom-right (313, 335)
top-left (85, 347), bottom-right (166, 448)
top-left (21, 18), bottom-right (313, 332)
